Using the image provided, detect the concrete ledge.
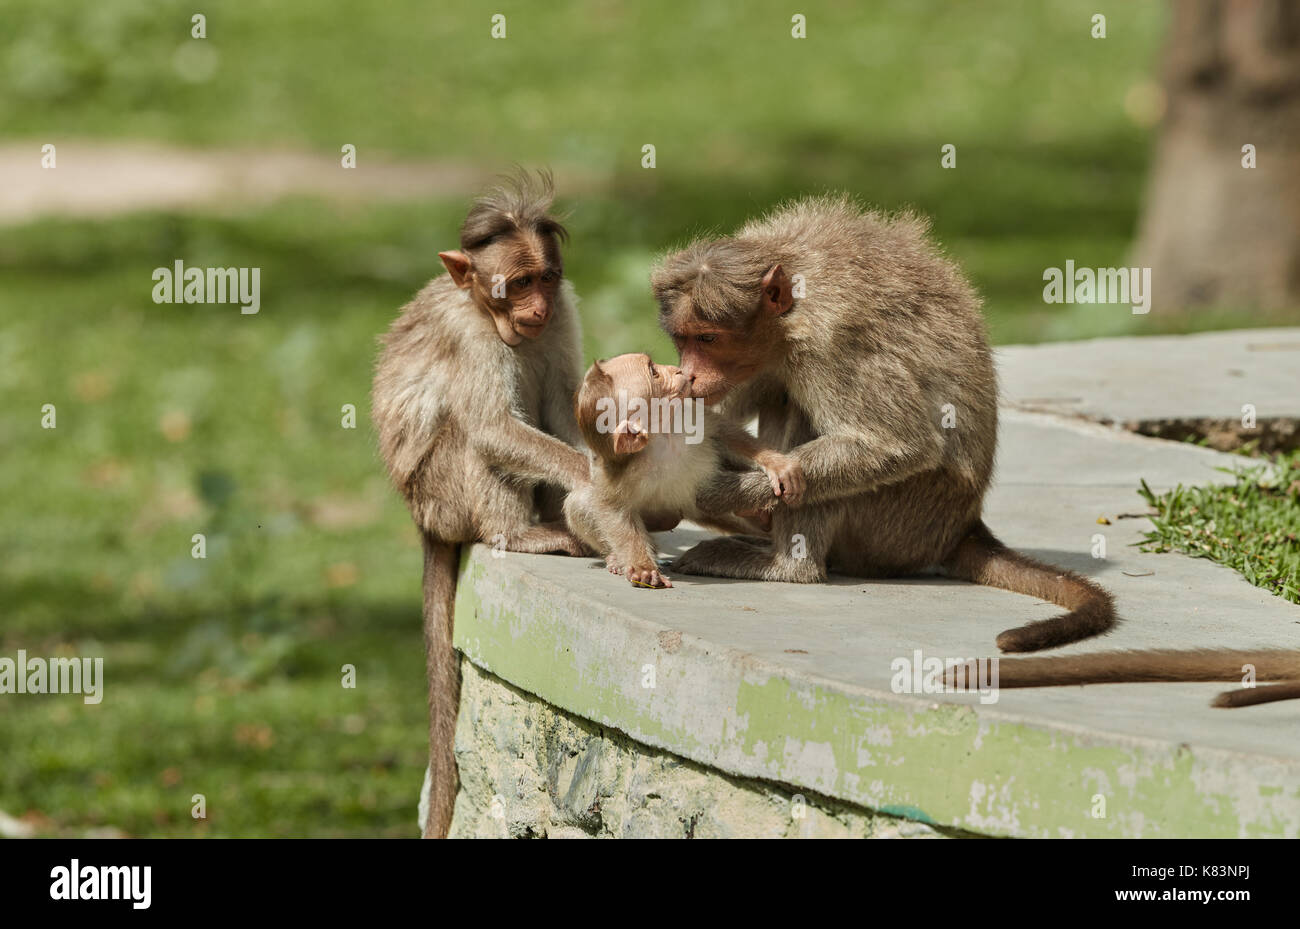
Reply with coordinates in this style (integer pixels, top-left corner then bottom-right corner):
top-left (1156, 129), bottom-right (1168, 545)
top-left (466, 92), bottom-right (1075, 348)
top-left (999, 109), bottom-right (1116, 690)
top-left (449, 333), bottom-right (1300, 838)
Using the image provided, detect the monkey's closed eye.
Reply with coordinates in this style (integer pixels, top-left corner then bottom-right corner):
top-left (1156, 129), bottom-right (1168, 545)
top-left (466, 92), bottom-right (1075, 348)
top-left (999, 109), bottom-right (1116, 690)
top-left (511, 276), bottom-right (532, 289)
top-left (696, 334), bottom-right (717, 344)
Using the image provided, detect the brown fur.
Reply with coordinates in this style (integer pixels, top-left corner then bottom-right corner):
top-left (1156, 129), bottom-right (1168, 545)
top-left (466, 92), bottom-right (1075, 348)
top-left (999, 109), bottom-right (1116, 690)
top-left (651, 195), bottom-right (1115, 649)
top-left (372, 171), bottom-right (589, 837)
top-left (420, 537), bottom-right (459, 834)
top-left (1214, 680), bottom-right (1300, 708)
top-left (951, 648), bottom-right (1300, 708)
top-left (564, 353), bottom-right (800, 589)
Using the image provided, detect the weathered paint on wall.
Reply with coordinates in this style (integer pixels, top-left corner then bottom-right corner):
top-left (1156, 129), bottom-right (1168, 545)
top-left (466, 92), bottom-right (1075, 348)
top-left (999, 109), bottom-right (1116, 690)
top-left (447, 660), bottom-right (942, 838)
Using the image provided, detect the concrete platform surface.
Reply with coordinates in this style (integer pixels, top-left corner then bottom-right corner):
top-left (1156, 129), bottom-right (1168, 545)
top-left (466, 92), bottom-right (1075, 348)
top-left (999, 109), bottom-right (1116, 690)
top-left (452, 410), bottom-right (1300, 838)
top-left (997, 326), bottom-right (1299, 423)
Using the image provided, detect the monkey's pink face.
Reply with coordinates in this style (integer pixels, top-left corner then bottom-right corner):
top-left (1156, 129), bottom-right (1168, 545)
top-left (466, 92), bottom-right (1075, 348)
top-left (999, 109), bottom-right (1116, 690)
top-left (600, 353), bottom-right (690, 403)
top-left (669, 325), bottom-right (767, 403)
top-left (577, 353), bottom-right (691, 458)
top-left (496, 269), bottom-right (562, 343)
top-left (439, 246), bottom-right (564, 347)
top-left (658, 262), bottom-right (791, 401)
top-left (649, 358), bottom-right (691, 401)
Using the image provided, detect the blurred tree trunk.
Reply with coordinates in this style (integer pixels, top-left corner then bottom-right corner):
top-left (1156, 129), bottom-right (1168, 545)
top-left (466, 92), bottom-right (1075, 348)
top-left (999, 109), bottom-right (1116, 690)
top-left (1133, 0), bottom-right (1300, 311)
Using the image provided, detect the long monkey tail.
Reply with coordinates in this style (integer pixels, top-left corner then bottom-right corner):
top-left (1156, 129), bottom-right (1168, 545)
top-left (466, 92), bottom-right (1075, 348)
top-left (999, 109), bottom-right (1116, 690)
top-left (421, 534), bottom-right (461, 839)
top-left (976, 648), bottom-right (1300, 688)
top-left (962, 648), bottom-right (1300, 709)
top-left (944, 520), bottom-right (1117, 652)
top-left (1214, 679), bottom-right (1300, 708)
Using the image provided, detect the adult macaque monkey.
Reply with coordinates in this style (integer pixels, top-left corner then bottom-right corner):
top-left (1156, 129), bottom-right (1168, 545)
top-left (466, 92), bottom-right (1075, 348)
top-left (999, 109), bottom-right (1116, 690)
top-left (372, 171), bottom-right (589, 838)
top-left (651, 195), bottom-right (1114, 653)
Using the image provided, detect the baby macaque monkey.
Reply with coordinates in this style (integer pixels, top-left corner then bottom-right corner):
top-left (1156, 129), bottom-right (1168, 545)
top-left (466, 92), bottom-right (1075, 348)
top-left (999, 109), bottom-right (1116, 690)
top-left (564, 353), bottom-right (803, 589)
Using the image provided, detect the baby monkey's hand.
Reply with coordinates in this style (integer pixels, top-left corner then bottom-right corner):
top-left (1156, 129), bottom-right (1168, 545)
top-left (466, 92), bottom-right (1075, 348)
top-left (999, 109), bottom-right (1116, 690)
top-left (758, 453), bottom-right (804, 506)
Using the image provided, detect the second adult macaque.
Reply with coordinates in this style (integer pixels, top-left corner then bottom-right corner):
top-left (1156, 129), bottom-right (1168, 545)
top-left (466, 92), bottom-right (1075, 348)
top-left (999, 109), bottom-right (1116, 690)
top-left (564, 353), bottom-right (802, 589)
top-left (372, 171), bottom-right (589, 838)
top-left (651, 194), bottom-right (1115, 653)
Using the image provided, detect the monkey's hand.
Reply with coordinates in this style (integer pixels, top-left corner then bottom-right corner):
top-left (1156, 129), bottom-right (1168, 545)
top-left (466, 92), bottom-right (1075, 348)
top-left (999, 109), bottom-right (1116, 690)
top-left (626, 563), bottom-right (672, 589)
top-left (759, 454), bottom-right (804, 506)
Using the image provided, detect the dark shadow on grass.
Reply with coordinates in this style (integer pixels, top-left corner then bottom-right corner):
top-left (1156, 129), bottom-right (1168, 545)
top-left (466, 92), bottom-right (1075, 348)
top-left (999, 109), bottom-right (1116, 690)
top-left (603, 135), bottom-right (1150, 242)
top-left (0, 583), bottom-right (425, 687)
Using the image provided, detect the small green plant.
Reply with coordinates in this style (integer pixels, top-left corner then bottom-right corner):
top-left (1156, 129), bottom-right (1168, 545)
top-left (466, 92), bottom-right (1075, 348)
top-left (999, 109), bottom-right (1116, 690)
top-left (1138, 452), bottom-right (1300, 605)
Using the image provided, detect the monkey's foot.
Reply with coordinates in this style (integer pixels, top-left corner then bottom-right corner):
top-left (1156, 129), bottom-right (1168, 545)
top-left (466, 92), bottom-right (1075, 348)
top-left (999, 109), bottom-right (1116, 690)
top-left (672, 537), bottom-right (826, 583)
top-left (626, 564), bottom-right (672, 589)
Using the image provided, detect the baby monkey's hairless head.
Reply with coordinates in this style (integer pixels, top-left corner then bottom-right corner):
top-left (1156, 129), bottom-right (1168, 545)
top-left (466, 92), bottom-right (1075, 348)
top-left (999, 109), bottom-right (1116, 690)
top-left (574, 353), bottom-right (690, 461)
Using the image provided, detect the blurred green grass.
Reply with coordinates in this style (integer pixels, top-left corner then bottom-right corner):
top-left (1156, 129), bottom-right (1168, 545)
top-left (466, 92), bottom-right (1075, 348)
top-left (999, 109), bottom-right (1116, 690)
top-left (6, 0), bottom-right (1162, 157)
top-left (0, 205), bottom-right (441, 836)
top-left (1, 0), bottom-right (1292, 837)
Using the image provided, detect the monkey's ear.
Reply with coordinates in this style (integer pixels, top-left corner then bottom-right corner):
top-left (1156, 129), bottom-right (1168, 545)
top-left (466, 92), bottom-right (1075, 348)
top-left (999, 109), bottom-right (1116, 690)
top-left (760, 264), bottom-right (794, 315)
top-left (612, 420), bottom-right (649, 455)
top-left (439, 251), bottom-right (473, 288)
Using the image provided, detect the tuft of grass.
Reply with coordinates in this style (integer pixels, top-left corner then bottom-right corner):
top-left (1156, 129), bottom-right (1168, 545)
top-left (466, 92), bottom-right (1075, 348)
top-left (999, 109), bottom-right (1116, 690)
top-left (1138, 454), bottom-right (1300, 606)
